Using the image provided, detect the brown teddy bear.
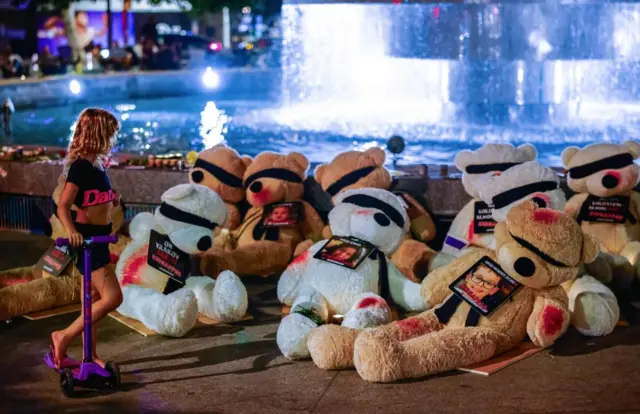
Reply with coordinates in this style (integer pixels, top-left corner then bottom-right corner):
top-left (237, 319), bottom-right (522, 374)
top-left (188, 145), bottom-right (252, 236)
top-left (348, 202), bottom-right (598, 382)
top-left (309, 147), bottom-right (437, 283)
top-left (563, 141), bottom-right (640, 291)
top-left (0, 177), bottom-right (130, 320)
top-left (194, 151), bottom-right (325, 278)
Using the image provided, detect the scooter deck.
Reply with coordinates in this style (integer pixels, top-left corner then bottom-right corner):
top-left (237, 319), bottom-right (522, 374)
top-left (45, 352), bottom-right (80, 372)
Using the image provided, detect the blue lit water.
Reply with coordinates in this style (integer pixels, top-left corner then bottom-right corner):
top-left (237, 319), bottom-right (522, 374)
top-left (9, 95), bottom-right (640, 166)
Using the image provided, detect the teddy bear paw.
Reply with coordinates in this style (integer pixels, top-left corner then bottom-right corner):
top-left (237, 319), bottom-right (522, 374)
top-left (153, 289), bottom-right (199, 337)
top-left (354, 329), bottom-right (404, 383)
top-left (342, 294), bottom-right (392, 329)
top-left (211, 271), bottom-right (248, 322)
top-left (571, 291), bottom-right (619, 337)
top-left (276, 313), bottom-right (318, 360)
top-left (308, 324), bottom-right (360, 370)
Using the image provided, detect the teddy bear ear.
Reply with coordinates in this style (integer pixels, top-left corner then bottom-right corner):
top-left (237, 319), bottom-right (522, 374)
top-left (623, 140), bottom-right (640, 159)
top-left (561, 147), bottom-right (580, 168)
top-left (517, 144), bottom-right (537, 161)
top-left (581, 232), bottom-right (600, 264)
top-left (287, 152), bottom-right (310, 172)
top-left (454, 150), bottom-right (474, 172)
top-left (364, 147), bottom-right (386, 166)
top-left (314, 163), bottom-right (327, 184)
top-left (162, 183), bottom-right (196, 202)
top-left (240, 156), bottom-right (252, 168)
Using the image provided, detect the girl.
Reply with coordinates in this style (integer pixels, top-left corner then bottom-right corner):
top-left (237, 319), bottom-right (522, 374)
top-left (51, 108), bottom-right (123, 369)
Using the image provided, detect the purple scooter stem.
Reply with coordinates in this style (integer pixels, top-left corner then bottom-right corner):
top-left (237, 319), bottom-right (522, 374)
top-left (48, 235), bottom-right (119, 391)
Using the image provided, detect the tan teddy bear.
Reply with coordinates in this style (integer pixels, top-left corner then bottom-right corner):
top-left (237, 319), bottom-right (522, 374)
top-left (188, 145), bottom-right (251, 236)
top-left (0, 177), bottom-right (130, 320)
top-left (194, 151), bottom-right (326, 278)
top-left (350, 201), bottom-right (598, 382)
top-left (563, 141), bottom-right (640, 291)
top-left (310, 147), bottom-right (437, 283)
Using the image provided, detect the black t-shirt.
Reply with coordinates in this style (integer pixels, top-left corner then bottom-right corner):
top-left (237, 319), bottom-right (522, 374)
top-left (66, 158), bottom-right (114, 208)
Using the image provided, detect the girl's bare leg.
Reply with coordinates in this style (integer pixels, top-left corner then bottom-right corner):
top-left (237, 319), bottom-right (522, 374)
top-left (51, 266), bottom-right (122, 367)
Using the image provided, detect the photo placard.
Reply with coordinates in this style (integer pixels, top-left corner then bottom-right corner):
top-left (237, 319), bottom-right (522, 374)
top-left (37, 244), bottom-right (75, 277)
top-left (147, 230), bottom-right (191, 284)
top-left (449, 256), bottom-right (521, 316)
top-left (577, 196), bottom-right (630, 224)
top-left (262, 201), bottom-right (303, 227)
top-left (314, 236), bottom-right (374, 270)
top-left (473, 201), bottom-right (497, 234)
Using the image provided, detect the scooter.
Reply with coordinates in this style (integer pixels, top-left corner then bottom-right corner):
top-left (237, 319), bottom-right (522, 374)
top-left (45, 234), bottom-right (120, 397)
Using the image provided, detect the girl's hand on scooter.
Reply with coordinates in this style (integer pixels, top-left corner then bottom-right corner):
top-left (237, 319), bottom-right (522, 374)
top-left (69, 232), bottom-right (84, 247)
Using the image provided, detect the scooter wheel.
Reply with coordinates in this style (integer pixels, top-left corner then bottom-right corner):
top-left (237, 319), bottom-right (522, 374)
top-left (105, 361), bottom-right (121, 389)
top-left (60, 368), bottom-right (74, 397)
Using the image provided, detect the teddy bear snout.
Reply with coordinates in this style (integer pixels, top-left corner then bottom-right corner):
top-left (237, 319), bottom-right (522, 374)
top-left (249, 181), bottom-right (263, 193)
top-left (514, 257), bottom-right (535, 277)
top-left (374, 213), bottom-right (390, 227)
top-left (197, 236), bottom-right (212, 252)
top-left (601, 172), bottom-right (620, 189)
top-left (191, 170), bottom-right (204, 183)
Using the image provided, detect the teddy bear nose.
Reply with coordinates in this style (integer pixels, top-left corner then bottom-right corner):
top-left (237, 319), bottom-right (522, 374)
top-left (531, 197), bottom-right (547, 208)
top-left (197, 236), bottom-right (212, 252)
top-left (191, 170), bottom-right (204, 183)
top-left (602, 174), bottom-right (619, 189)
top-left (514, 257), bottom-right (535, 277)
top-left (374, 213), bottom-right (390, 227)
top-left (249, 181), bottom-right (263, 193)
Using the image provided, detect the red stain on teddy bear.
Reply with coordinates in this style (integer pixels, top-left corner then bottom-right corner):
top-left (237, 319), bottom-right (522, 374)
top-left (357, 296), bottom-right (387, 309)
top-left (120, 246), bottom-right (148, 286)
top-left (532, 209), bottom-right (560, 224)
top-left (252, 189), bottom-right (272, 206)
top-left (542, 306), bottom-right (564, 335)
top-left (467, 220), bottom-right (475, 242)
top-left (397, 317), bottom-right (430, 335)
top-left (355, 209), bottom-right (373, 216)
top-left (290, 250), bottom-right (309, 266)
top-left (110, 253), bottom-right (120, 264)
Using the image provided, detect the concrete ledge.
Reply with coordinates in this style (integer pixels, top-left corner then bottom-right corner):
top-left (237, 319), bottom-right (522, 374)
top-left (0, 161), bottom-right (471, 215)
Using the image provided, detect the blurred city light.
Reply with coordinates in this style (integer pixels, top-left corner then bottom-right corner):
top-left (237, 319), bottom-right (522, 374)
top-left (69, 80), bottom-right (82, 95)
top-left (202, 67), bottom-right (220, 89)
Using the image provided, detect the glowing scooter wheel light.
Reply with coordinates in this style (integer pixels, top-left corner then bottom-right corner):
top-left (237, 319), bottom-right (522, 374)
top-left (202, 67), bottom-right (220, 89)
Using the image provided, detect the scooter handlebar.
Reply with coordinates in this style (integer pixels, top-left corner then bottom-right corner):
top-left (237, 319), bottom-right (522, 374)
top-left (55, 235), bottom-right (118, 247)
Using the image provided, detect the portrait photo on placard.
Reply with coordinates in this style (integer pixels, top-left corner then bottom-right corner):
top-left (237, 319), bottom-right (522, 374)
top-left (314, 236), bottom-right (372, 269)
top-left (449, 256), bottom-right (521, 316)
top-left (262, 202), bottom-right (302, 227)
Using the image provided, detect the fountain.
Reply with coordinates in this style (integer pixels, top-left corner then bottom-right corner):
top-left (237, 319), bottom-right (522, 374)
top-left (275, 0), bottom-right (640, 164)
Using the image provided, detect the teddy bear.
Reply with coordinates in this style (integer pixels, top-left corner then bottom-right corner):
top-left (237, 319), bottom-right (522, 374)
top-left (188, 145), bottom-right (252, 238)
top-left (193, 151), bottom-right (326, 278)
top-left (0, 177), bottom-right (130, 321)
top-left (479, 161), bottom-right (619, 337)
top-left (352, 201), bottom-right (598, 383)
top-left (430, 143), bottom-right (538, 271)
top-left (115, 183), bottom-right (248, 337)
top-left (277, 187), bottom-right (426, 360)
top-left (562, 141), bottom-right (640, 289)
top-left (307, 147), bottom-right (437, 283)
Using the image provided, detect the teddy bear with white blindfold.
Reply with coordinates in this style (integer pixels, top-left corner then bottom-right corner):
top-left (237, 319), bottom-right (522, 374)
top-left (116, 183), bottom-right (248, 337)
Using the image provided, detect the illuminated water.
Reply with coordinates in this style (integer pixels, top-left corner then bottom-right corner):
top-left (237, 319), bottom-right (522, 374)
top-left (9, 95), bottom-right (640, 166)
top-left (8, 1), bottom-right (640, 166)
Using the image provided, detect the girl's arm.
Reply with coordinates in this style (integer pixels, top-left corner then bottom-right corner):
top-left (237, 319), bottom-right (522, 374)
top-left (57, 182), bottom-right (83, 246)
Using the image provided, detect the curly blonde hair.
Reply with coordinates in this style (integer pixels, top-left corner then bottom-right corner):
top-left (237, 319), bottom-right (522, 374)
top-left (65, 108), bottom-right (119, 167)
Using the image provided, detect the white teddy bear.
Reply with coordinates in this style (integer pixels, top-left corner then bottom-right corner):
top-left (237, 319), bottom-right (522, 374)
top-left (115, 183), bottom-right (248, 337)
top-left (430, 143), bottom-right (538, 271)
top-left (276, 187), bottom-right (425, 360)
top-left (479, 161), bottom-right (619, 337)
